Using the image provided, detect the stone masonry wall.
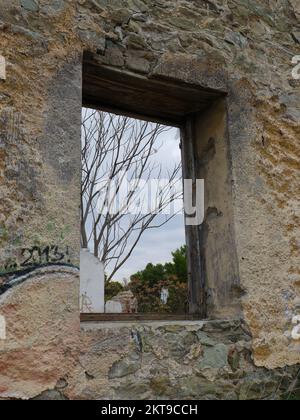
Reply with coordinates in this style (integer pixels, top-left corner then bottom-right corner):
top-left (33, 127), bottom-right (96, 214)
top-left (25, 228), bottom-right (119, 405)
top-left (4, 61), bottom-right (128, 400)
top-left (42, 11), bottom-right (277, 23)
top-left (0, 272), bottom-right (299, 400)
top-left (0, 0), bottom-right (299, 399)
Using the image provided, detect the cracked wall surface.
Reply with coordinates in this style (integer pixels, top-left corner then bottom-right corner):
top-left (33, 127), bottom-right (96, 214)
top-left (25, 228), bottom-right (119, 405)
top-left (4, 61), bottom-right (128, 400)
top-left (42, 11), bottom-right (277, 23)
top-left (0, 0), bottom-right (299, 399)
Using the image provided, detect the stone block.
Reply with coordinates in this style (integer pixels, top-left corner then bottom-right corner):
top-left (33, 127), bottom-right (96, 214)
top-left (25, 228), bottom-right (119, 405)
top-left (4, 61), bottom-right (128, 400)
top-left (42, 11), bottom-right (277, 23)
top-left (0, 56), bottom-right (6, 80)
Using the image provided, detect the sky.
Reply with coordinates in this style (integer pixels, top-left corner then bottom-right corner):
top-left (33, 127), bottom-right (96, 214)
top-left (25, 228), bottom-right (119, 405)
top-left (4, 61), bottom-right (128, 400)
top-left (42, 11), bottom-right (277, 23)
top-left (113, 128), bottom-right (185, 282)
top-left (82, 109), bottom-right (186, 283)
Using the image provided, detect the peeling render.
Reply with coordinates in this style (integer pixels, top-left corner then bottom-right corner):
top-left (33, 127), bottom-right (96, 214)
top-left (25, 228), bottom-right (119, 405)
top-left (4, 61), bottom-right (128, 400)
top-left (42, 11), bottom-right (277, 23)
top-left (0, 264), bottom-right (79, 296)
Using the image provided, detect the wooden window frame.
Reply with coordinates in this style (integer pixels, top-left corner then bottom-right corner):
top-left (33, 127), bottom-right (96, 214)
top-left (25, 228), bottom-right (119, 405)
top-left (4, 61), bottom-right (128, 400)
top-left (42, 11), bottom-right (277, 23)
top-left (81, 52), bottom-right (225, 322)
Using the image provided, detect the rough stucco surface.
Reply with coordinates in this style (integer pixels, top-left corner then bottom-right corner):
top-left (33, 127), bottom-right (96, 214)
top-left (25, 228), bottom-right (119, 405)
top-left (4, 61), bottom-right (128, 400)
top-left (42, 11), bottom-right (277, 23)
top-left (0, 268), bottom-right (81, 399)
top-left (0, 0), bottom-right (299, 399)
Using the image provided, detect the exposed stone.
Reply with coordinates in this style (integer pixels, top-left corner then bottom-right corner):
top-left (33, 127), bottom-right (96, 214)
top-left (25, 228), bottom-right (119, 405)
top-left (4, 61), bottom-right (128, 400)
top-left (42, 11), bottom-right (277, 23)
top-left (78, 30), bottom-right (106, 53)
top-left (102, 41), bottom-right (125, 67)
top-left (125, 50), bottom-right (153, 73)
top-left (128, 0), bottom-right (149, 13)
top-left (32, 390), bottom-right (67, 400)
top-left (196, 331), bottom-right (217, 347)
top-left (228, 347), bottom-right (240, 372)
top-left (21, 0), bottom-right (39, 12)
top-left (109, 8), bottom-right (131, 25)
top-left (108, 353), bottom-right (141, 379)
top-left (199, 344), bottom-right (229, 370)
top-left (289, 0), bottom-right (300, 20)
top-left (0, 272), bottom-right (299, 400)
top-left (291, 32), bottom-right (300, 44)
top-left (132, 13), bottom-right (148, 23)
top-left (279, 93), bottom-right (300, 122)
top-left (162, 324), bottom-right (185, 333)
top-left (224, 30), bottom-right (248, 48)
top-left (41, 0), bottom-right (66, 16)
top-left (167, 16), bottom-right (193, 31)
top-left (125, 33), bottom-right (148, 50)
top-left (150, 376), bottom-right (172, 396)
top-left (49, 0), bottom-right (65, 11)
top-left (184, 343), bottom-right (203, 363)
top-left (112, 380), bottom-right (151, 400)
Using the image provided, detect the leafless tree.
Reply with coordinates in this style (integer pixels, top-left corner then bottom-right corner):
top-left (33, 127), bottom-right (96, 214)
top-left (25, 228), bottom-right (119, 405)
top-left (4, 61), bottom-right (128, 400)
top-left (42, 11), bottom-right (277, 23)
top-left (81, 109), bottom-right (182, 281)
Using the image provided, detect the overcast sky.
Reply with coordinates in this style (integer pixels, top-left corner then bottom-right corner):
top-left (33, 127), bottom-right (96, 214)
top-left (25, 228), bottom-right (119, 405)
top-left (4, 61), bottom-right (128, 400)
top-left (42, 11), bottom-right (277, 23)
top-left (113, 127), bottom-right (185, 282)
top-left (82, 109), bottom-right (186, 283)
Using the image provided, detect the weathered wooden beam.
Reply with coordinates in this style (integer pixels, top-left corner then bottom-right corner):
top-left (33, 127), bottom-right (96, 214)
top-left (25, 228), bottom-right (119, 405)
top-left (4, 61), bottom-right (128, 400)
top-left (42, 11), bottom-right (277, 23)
top-left (80, 313), bottom-right (201, 322)
top-left (83, 53), bottom-right (224, 127)
top-left (181, 116), bottom-right (207, 318)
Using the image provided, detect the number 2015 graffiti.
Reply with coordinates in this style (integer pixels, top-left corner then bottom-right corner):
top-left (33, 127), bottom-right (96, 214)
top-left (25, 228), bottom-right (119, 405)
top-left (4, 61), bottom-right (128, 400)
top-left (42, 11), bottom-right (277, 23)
top-left (20, 245), bottom-right (70, 267)
top-left (1, 245), bottom-right (72, 275)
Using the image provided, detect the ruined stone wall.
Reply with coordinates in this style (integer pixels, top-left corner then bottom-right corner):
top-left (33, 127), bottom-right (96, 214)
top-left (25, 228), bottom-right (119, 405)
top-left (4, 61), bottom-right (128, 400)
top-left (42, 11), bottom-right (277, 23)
top-left (0, 273), bottom-right (299, 400)
top-left (0, 0), bottom-right (299, 399)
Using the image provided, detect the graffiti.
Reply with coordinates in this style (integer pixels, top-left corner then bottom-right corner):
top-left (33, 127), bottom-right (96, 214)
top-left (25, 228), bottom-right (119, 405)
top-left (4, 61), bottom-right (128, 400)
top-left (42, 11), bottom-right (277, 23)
top-left (20, 245), bottom-right (70, 267)
top-left (1, 245), bottom-right (72, 276)
top-left (0, 264), bottom-right (79, 297)
top-left (80, 292), bottom-right (93, 313)
top-left (0, 244), bottom-right (79, 296)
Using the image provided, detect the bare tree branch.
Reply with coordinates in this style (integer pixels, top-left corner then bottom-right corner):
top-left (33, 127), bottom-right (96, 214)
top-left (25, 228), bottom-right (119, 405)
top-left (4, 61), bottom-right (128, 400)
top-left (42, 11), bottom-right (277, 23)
top-left (81, 109), bottom-right (183, 280)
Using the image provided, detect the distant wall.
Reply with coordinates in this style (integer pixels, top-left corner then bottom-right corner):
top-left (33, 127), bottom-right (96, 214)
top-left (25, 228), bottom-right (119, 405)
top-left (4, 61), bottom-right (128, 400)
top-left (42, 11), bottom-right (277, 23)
top-left (80, 249), bottom-right (105, 313)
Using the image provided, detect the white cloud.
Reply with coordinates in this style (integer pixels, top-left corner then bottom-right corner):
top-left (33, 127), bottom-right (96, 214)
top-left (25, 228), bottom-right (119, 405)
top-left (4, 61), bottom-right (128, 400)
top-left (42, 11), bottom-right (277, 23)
top-left (82, 110), bottom-right (185, 282)
top-left (110, 126), bottom-right (185, 281)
